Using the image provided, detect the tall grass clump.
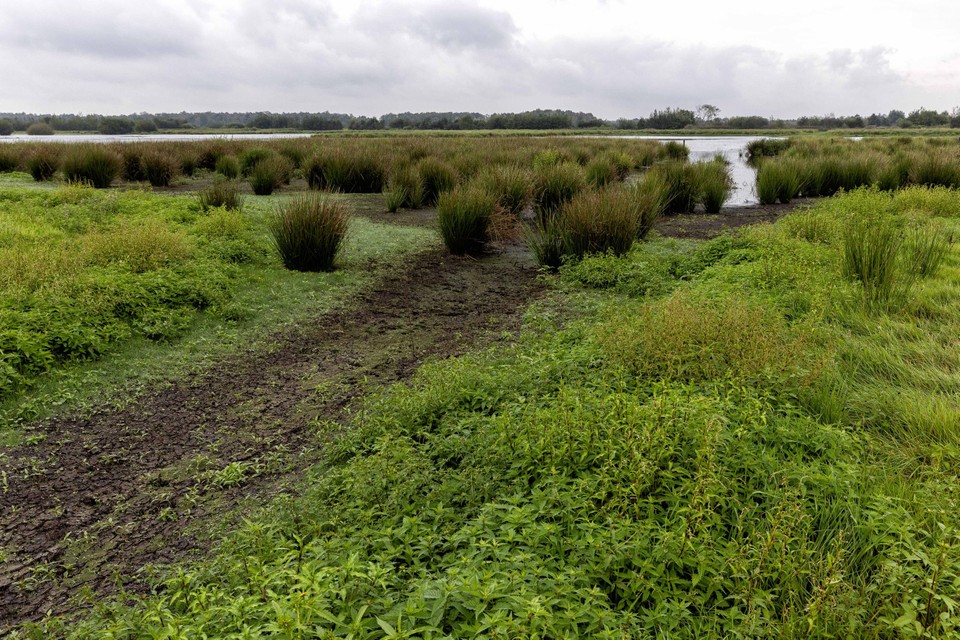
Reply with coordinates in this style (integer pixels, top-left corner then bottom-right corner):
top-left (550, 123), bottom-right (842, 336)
top-left (631, 171), bottom-right (670, 239)
top-left (756, 159), bottom-right (803, 204)
top-left (532, 162), bottom-right (585, 223)
top-left (198, 179), bottom-right (244, 211)
top-left (910, 151), bottom-right (960, 188)
top-left (26, 147), bottom-right (60, 181)
top-left (474, 165), bottom-right (530, 215)
top-left (661, 140), bottom-right (689, 160)
top-left (240, 147), bottom-right (272, 176)
top-left (61, 146), bottom-right (121, 188)
top-left (120, 146), bottom-right (147, 181)
top-left (142, 152), bottom-right (179, 187)
top-left (247, 157), bottom-right (291, 196)
top-left (559, 187), bottom-right (640, 259)
top-left (903, 223), bottom-right (951, 278)
top-left (842, 215), bottom-right (903, 306)
top-left (385, 166), bottom-right (425, 209)
top-left (418, 158), bottom-right (457, 206)
top-left (214, 155), bottom-right (240, 179)
top-left (585, 156), bottom-right (617, 188)
top-left (653, 161), bottom-right (699, 213)
top-left (524, 217), bottom-right (566, 271)
top-left (436, 185), bottom-right (497, 255)
top-left (0, 148), bottom-right (17, 172)
top-left (269, 194), bottom-right (348, 271)
top-left (697, 160), bottom-right (733, 213)
top-left (321, 151), bottom-right (386, 193)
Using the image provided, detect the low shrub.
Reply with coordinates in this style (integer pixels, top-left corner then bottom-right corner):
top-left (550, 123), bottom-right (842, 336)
top-left (269, 194), bottom-right (349, 271)
top-left (61, 146), bottom-right (121, 188)
top-left (436, 185), bottom-right (497, 255)
top-left (25, 122), bottom-right (54, 136)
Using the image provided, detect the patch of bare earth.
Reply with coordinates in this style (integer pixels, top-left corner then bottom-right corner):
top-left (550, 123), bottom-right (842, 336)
top-left (655, 200), bottom-right (814, 239)
top-left (0, 245), bottom-right (543, 631)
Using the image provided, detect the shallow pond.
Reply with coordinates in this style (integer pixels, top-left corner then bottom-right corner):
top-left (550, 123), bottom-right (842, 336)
top-left (616, 135), bottom-right (782, 207)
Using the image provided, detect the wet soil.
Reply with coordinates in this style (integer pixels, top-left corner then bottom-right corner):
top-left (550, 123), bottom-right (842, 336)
top-left (0, 245), bottom-right (543, 631)
top-left (654, 200), bottom-right (814, 240)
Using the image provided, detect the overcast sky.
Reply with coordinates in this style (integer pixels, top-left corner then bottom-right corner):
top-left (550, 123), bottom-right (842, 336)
top-left (2, 0), bottom-right (959, 119)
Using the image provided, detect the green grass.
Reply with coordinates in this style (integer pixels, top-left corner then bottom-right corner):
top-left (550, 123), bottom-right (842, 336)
top-left (0, 184), bottom-right (436, 440)
top-left (46, 186), bottom-right (960, 637)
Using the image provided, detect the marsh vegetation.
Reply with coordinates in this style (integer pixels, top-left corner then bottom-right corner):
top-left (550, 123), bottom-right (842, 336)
top-left (3, 134), bottom-right (960, 637)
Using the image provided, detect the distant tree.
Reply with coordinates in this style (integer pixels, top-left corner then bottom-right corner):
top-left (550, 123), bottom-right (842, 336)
top-left (348, 116), bottom-right (383, 130)
top-left (726, 115), bottom-right (769, 129)
top-left (134, 119), bottom-right (158, 133)
top-left (301, 115), bottom-right (343, 130)
top-left (0, 119), bottom-right (13, 135)
top-left (98, 117), bottom-right (135, 134)
top-left (696, 104), bottom-right (720, 122)
top-left (647, 108), bottom-right (696, 129)
top-left (906, 107), bottom-right (949, 127)
top-left (577, 118), bottom-right (605, 128)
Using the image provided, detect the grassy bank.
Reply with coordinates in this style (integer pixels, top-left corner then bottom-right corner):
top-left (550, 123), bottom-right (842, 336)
top-left (20, 186), bottom-right (960, 638)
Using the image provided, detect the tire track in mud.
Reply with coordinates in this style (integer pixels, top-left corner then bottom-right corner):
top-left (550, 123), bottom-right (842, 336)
top-left (0, 246), bottom-right (543, 630)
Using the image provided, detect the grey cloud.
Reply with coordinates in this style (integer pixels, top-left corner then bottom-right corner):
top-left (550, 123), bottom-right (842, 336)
top-left (358, 1), bottom-right (518, 51)
top-left (0, 1), bottom-right (201, 58)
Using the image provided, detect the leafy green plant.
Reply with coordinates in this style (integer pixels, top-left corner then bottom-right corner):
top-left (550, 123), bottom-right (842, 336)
top-left (269, 194), bottom-right (349, 271)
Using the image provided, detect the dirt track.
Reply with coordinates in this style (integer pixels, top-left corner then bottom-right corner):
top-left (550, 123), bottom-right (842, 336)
top-left (0, 246), bottom-right (543, 630)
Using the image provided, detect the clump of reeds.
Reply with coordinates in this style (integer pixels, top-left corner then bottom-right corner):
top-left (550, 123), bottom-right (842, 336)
top-left (474, 165), bottom-right (530, 215)
top-left (0, 148), bottom-right (17, 172)
top-left (418, 158), bottom-right (457, 206)
top-left (385, 166), bottom-right (425, 209)
top-left (559, 187), bottom-right (642, 259)
top-left (585, 157), bottom-right (617, 188)
top-left (26, 147), bottom-right (60, 181)
top-left (240, 148), bottom-right (272, 176)
top-left (436, 185), bottom-right (497, 255)
top-left (61, 146), bottom-right (121, 188)
top-left (524, 217), bottom-right (566, 271)
top-left (269, 194), bottom-right (349, 271)
top-left (698, 160), bottom-right (733, 213)
top-left (903, 224), bottom-right (951, 278)
top-left (215, 155), bottom-right (240, 179)
top-left (756, 159), bottom-right (803, 204)
top-left (630, 171), bottom-right (670, 239)
top-left (120, 146), bottom-right (147, 181)
top-left (142, 152), bottom-right (179, 187)
top-left (909, 151), bottom-right (960, 188)
top-left (532, 162), bottom-right (585, 222)
top-left (321, 151), bottom-right (386, 193)
top-left (652, 161), bottom-right (699, 213)
top-left (246, 156), bottom-right (292, 196)
top-left (198, 178), bottom-right (244, 211)
top-left (842, 215), bottom-right (903, 306)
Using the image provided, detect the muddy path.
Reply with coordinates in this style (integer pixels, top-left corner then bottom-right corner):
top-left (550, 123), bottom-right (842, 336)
top-left (0, 246), bottom-right (544, 631)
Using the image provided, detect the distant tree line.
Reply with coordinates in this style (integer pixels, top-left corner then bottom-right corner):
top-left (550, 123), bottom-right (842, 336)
top-left (1, 106), bottom-right (959, 135)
